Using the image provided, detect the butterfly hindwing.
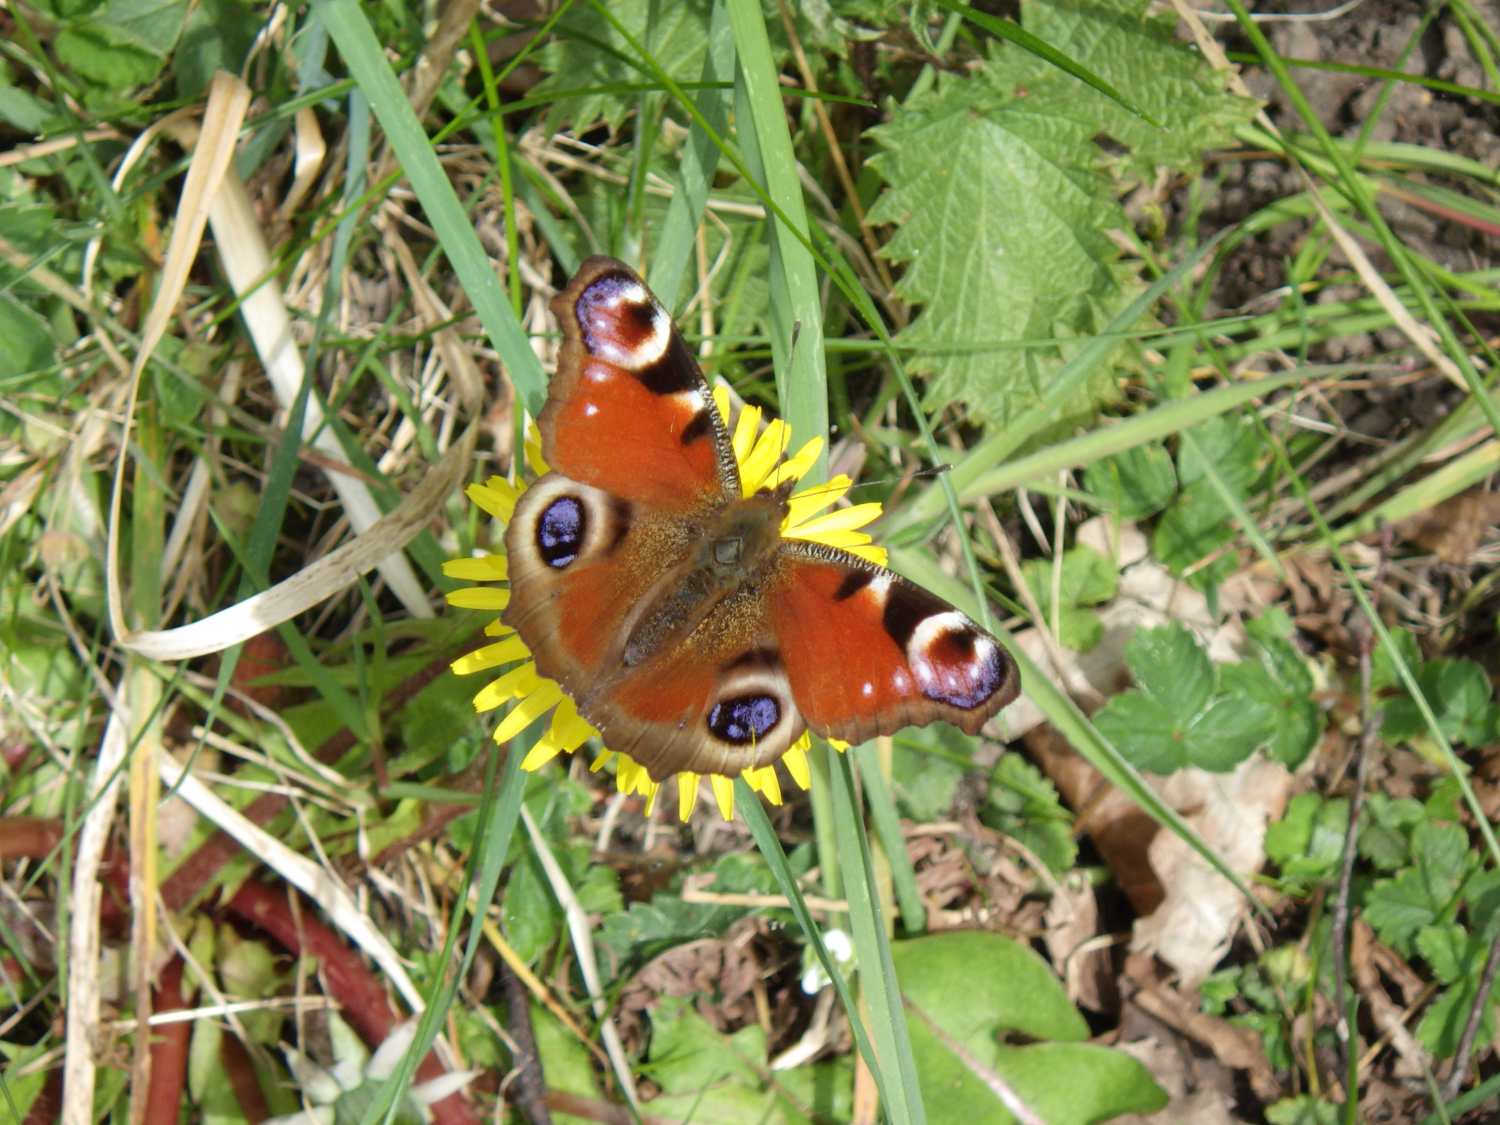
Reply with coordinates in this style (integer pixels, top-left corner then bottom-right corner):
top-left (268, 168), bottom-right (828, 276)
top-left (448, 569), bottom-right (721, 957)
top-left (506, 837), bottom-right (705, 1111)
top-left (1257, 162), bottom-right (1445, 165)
top-left (543, 257), bottom-right (739, 511)
top-left (768, 545), bottom-right (1018, 745)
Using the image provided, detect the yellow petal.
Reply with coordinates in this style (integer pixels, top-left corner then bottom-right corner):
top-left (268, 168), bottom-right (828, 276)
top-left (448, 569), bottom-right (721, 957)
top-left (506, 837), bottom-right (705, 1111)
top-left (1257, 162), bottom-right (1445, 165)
top-left (442, 554), bottom-right (509, 581)
top-left (449, 635), bottom-right (530, 675)
top-left (589, 750), bottom-right (614, 773)
top-left (446, 587), bottom-right (510, 611)
top-left (484, 619), bottom-right (514, 638)
top-left (678, 772), bottom-right (699, 821)
top-left (828, 737), bottom-right (850, 751)
top-left (520, 737), bottom-right (562, 772)
top-left (548, 695), bottom-right (596, 753)
top-left (491, 679), bottom-right (563, 742)
top-left (643, 784), bottom-right (658, 816)
top-left (710, 774), bottom-right (735, 821)
top-left (845, 544), bottom-right (889, 565)
top-left (466, 480), bottom-right (518, 522)
top-left (763, 436), bottom-right (824, 490)
top-left (471, 662), bottom-right (541, 712)
top-left (791, 502), bottom-right (884, 536)
top-left (782, 741), bottom-right (812, 790)
top-left (745, 765), bottom-right (782, 806)
top-left (784, 475), bottom-right (852, 524)
top-left (731, 403), bottom-right (762, 476)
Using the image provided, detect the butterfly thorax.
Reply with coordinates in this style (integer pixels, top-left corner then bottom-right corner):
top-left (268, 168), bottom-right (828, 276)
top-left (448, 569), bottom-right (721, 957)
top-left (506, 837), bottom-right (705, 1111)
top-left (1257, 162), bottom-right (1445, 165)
top-left (620, 490), bottom-right (787, 670)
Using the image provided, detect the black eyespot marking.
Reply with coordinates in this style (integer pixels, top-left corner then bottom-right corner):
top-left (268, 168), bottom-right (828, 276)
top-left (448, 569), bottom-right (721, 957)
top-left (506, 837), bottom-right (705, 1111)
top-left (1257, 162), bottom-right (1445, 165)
top-left (882, 584), bottom-right (928, 647)
top-left (680, 407), bottom-right (714, 447)
top-left (708, 694), bottom-right (780, 745)
top-left (536, 496), bottom-right (585, 568)
top-left (834, 570), bottom-right (874, 601)
top-left (638, 334), bottom-right (701, 396)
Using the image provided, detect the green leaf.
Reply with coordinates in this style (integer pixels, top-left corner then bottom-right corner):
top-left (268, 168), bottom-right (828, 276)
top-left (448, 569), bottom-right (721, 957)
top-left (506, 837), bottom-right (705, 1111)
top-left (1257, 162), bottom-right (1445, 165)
top-left (896, 933), bottom-right (1163, 1123)
top-left (1265, 794), bottom-right (1349, 886)
top-left (1126, 622), bottom-right (1214, 713)
top-left (1265, 1097), bottom-right (1342, 1125)
top-left (173, 0), bottom-right (257, 99)
top-left (1081, 441), bottom-right (1177, 519)
top-left (1370, 628), bottom-right (1422, 694)
top-left (54, 0), bottom-right (190, 88)
top-left (1187, 695), bottom-right (1276, 772)
top-left (1364, 821), bottom-right (1470, 951)
top-left (1094, 690), bottom-right (1188, 774)
top-left (1217, 614), bottom-right (1322, 769)
top-left (981, 754), bottom-right (1078, 873)
top-left (0, 295), bottom-right (54, 375)
top-left (597, 852), bottom-right (777, 970)
top-left (1153, 480), bottom-right (1234, 577)
top-left (1415, 923), bottom-right (1467, 985)
top-left (1417, 976), bottom-right (1494, 1058)
top-left (646, 996), bottom-right (850, 1122)
top-left (1020, 545), bottom-right (1117, 652)
top-left (1004, 0), bottom-right (1257, 178)
top-left (1357, 794), bottom-right (1422, 871)
top-left (1382, 658), bottom-right (1495, 746)
top-left (891, 723), bottom-right (976, 821)
top-left (866, 74), bottom-right (1122, 431)
top-left (534, 0), bottom-right (718, 133)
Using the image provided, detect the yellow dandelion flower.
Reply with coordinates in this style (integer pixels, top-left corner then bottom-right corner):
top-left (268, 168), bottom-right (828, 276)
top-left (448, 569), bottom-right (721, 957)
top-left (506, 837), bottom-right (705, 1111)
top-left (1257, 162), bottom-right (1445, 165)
top-left (444, 388), bottom-right (870, 821)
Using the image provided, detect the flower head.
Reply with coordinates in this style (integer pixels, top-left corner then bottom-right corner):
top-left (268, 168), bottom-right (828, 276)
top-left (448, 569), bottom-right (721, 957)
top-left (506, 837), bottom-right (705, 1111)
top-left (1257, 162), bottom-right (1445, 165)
top-left (444, 386), bottom-right (875, 821)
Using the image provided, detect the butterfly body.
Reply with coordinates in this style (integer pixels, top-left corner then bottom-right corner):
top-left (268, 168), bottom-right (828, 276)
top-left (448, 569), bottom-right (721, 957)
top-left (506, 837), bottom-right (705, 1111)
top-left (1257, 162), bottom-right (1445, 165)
top-left (503, 257), bottom-right (1018, 781)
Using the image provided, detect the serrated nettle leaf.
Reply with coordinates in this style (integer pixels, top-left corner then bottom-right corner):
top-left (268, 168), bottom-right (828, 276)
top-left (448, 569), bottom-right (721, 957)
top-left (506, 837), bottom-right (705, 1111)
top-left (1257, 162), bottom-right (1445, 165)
top-left (1005, 0), bottom-right (1257, 178)
top-left (1081, 441), bottom-right (1177, 520)
top-left (866, 74), bottom-right (1122, 431)
top-left (1124, 622), bottom-right (1213, 713)
top-left (533, 0), bottom-right (722, 133)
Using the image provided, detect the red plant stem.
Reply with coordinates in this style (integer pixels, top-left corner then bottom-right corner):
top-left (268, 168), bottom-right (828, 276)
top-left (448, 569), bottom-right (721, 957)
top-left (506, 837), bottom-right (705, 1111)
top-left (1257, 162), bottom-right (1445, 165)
top-left (144, 956), bottom-right (193, 1122)
top-left (225, 881), bottom-right (479, 1125)
top-left (220, 1032), bottom-right (271, 1123)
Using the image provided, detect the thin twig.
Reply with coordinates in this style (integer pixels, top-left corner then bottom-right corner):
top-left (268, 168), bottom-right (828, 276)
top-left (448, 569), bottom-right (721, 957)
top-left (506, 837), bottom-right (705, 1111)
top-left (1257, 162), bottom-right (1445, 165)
top-left (1331, 524), bottom-right (1392, 1097)
top-left (1441, 926), bottom-right (1500, 1102)
top-left (498, 957), bottom-right (552, 1125)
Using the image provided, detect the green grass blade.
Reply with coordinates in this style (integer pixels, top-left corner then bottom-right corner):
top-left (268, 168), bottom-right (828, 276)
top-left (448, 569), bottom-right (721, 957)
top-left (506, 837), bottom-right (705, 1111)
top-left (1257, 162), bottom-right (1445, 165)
top-left (314, 0), bottom-right (546, 415)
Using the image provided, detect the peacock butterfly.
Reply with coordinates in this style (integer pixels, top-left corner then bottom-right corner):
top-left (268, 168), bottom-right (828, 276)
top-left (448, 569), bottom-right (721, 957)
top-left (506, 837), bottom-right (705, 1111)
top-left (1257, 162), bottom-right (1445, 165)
top-left (502, 257), bottom-right (1018, 781)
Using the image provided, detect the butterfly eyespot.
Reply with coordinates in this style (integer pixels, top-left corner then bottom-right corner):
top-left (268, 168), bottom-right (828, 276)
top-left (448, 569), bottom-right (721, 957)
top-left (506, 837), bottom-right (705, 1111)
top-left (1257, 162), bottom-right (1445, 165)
top-left (910, 616), bottom-right (1004, 710)
top-left (537, 496), bottom-right (586, 568)
top-left (708, 693), bottom-right (781, 745)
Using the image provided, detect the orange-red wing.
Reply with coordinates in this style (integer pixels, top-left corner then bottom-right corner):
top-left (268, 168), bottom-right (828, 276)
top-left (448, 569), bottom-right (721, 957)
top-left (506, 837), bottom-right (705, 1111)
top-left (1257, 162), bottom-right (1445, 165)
top-left (543, 257), bottom-right (737, 512)
top-left (769, 551), bottom-right (1018, 745)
